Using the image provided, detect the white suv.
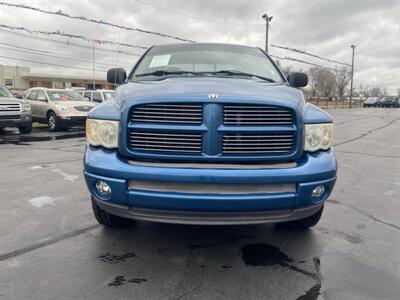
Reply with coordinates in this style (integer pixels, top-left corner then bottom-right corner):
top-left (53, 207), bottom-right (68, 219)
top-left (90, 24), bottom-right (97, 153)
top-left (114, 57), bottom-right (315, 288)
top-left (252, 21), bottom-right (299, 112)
top-left (78, 89), bottom-right (114, 103)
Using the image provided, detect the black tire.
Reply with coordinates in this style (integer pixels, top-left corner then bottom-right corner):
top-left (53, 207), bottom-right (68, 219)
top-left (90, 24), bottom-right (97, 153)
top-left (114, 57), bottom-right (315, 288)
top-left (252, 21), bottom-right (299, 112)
top-left (277, 206), bottom-right (324, 229)
top-left (19, 123), bottom-right (32, 134)
top-left (91, 196), bottom-right (132, 228)
top-left (47, 112), bottom-right (60, 132)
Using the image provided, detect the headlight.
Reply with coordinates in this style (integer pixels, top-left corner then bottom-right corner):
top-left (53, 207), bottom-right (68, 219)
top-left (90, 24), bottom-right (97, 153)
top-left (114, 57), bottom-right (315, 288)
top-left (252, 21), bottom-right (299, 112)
top-left (21, 103), bottom-right (31, 112)
top-left (86, 119), bottom-right (119, 149)
top-left (56, 105), bottom-right (70, 112)
top-left (304, 123), bottom-right (334, 152)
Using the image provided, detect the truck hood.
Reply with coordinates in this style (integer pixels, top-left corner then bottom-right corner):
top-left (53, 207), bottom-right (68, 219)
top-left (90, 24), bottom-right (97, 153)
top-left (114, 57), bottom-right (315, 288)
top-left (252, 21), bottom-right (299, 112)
top-left (117, 77), bottom-right (304, 105)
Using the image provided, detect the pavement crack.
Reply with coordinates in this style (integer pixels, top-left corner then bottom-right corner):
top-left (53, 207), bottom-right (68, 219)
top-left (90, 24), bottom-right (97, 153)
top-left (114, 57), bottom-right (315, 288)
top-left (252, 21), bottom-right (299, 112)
top-left (0, 224), bottom-right (99, 262)
top-left (335, 115), bottom-right (377, 126)
top-left (172, 284), bottom-right (203, 300)
top-left (284, 263), bottom-right (320, 281)
top-left (328, 200), bottom-right (400, 231)
top-left (334, 117), bottom-right (400, 147)
top-left (335, 150), bottom-right (400, 159)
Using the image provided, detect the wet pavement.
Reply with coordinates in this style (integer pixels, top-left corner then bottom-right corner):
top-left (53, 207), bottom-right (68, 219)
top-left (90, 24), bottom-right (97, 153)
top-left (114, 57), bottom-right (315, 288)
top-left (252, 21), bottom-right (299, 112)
top-left (0, 108), bottom-right (399, 300)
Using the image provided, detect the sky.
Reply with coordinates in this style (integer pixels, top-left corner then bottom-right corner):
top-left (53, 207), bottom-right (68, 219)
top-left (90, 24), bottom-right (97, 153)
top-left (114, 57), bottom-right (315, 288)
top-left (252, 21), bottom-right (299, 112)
top-left (0, 0), bottom-right (399, 94)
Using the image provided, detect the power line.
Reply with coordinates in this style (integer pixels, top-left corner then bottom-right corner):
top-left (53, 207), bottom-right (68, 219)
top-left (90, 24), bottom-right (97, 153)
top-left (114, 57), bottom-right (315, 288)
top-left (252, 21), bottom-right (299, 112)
top-left (0, 55), bottom-right (108, 72)
top-left (0, 44), bottom-right (132, 67)
top-left (133, 0), bottom-right (263, 26)
top-left (0, 24), bottom-right (148, 49)
top-left (0, 1), bottom-right (195, 42)
top-left (134, 0), bottom-right (263, 26)
top-left (270, 54), bottom-right (339, 71)
top-left (0, 29), bottom-right (143, 57)
top-left (271, 44), bottom-right (351, 67)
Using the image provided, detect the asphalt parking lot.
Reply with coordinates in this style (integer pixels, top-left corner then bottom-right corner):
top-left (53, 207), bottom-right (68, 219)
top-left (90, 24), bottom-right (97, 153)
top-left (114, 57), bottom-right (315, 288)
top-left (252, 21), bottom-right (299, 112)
top-left (0, 108), bottom-right (399, 300)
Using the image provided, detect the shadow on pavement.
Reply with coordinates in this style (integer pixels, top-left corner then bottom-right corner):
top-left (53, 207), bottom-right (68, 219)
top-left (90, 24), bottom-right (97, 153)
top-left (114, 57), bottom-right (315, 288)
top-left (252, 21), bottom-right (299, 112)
top-left (0, 126), bottom-right (85, 144)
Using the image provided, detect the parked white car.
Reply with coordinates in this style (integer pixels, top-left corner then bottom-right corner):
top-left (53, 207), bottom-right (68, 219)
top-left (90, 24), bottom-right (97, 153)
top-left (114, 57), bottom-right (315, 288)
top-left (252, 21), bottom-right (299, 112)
top-left (78, 89), bottom-right (114, 103)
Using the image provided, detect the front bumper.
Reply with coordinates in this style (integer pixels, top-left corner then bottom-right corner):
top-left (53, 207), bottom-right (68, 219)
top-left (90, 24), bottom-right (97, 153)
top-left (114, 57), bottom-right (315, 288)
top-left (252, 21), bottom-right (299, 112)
top-left (59, 116), bottom-right (86, 127)
top-left (0, 113), bottom-right (31, 128)
top-left (84, 146), bottom-right (337, 225)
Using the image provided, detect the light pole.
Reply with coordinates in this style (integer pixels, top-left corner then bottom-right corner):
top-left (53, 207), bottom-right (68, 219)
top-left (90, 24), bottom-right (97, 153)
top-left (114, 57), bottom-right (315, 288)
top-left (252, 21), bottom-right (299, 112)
top-left (349, 44), bottom-right (356, 108)
top-left (262, 14), bottom-right (273, 52)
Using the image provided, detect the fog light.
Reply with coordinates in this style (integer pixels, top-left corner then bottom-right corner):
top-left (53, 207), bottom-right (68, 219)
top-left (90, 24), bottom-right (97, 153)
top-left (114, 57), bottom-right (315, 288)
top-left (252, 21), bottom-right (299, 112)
top-left (311, 185), bottom-right (325, 198)
top-left (96, 180), bottom-right (111, 196)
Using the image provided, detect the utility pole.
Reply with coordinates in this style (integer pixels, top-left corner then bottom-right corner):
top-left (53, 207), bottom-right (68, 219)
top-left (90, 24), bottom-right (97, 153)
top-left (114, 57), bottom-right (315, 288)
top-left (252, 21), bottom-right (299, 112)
top-left (92, 41), bottom-right (96, 90)
top-left (262, 13), bottom-right (273, 52)
top-left (349, 44), bottom-right (356, 108)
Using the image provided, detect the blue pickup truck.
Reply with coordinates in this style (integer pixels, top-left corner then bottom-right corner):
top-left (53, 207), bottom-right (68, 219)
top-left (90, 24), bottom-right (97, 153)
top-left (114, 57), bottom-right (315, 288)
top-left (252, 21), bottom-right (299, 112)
top-left (84, 43), bottom-right (337, 229)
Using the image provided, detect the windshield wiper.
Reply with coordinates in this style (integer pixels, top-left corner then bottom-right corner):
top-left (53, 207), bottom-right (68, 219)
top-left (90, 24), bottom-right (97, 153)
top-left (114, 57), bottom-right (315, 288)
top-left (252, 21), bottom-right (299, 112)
top-left (134, 70), bottom-right (203, 78)
top-left (206, 70), bottom-right (276, 82)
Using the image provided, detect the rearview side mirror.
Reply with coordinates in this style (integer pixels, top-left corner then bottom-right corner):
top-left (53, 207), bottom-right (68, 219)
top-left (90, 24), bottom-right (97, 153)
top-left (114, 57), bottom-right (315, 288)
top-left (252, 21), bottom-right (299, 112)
top-left (287, 72), bottom-right (308, 88)
top-left (107, 68), bottom-right (127, 85)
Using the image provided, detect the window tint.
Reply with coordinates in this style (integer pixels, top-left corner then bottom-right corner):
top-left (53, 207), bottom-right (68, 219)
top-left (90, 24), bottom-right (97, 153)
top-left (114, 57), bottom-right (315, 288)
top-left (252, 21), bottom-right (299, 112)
top-left (47, 90), bottom-right (85, 101)
top-left (133, 44), bottom-right (283, 83)
top-left (84, 92), bottom-right (92, 100)
top-left (36, 91), bottom-right (47, 101)
top-left (28, 90), bottom-right (38, 100)
top-left (92, 92), bottom-right (102, 102)
top-left (0, 85), bottom-right (13, 97)
top-left (103, 92), bottom-right (114, 100)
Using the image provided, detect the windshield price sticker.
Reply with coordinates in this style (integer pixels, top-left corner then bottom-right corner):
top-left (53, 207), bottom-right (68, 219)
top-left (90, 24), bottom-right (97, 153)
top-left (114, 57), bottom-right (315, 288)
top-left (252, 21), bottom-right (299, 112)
top-left (149, 54), bottom-right (171, 68)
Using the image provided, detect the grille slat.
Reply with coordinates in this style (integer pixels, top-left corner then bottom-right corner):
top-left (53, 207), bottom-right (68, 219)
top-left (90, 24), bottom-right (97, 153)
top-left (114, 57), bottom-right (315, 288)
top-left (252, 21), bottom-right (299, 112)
top-left (132, 104), bottom-right (202, 124)
top-left (131, 132), bottom-right (200, 137)
top-left (223, 104), bottom-right (293, 125)
top-left (129, 130), bottom-right (202, 153)
top-left (223, 133), bottom-right (295, 154)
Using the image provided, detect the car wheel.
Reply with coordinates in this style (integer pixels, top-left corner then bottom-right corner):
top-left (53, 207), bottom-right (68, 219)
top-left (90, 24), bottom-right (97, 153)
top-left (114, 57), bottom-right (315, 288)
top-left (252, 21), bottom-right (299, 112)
top-left (19, 123), bottom-right (32, 134)
top-left (277, 206), bottom-right (324, 229)
top-left (91, 196), bottom-right (133, 227)
top-left (47, 112), bottom-right (60, 132)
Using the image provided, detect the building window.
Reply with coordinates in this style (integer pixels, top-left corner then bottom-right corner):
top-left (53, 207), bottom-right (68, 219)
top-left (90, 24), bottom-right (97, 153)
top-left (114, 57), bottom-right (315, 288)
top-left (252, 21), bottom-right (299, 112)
top-left (4, 79), bottom-right (13, 86)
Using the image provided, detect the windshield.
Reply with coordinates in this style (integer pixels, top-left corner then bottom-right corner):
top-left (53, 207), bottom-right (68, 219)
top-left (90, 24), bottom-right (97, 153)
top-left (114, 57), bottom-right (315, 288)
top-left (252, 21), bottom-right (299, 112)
top-left (103, 92), bottom-right (114, 100)
top-left (132, 44), bottom-right (283, 83)
top-left (0, 85), bottom-right (14, 98)
top-left (47, 90), bottom-right (86, 101)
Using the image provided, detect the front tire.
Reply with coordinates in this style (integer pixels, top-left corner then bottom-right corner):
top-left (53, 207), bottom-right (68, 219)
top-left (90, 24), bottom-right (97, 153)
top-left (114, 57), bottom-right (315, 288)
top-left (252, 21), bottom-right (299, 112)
top-left (277, 206), bottom-right (324, 229)
top-left (48, 112), bottom-right (60, 132)
top-left (19, 123), bottom-right (32, 134)
top-left (91, 197), bottom-right (132, 227)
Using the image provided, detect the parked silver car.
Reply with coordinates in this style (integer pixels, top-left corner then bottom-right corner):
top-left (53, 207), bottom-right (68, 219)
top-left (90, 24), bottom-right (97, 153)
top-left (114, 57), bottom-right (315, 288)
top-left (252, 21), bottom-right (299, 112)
top-left (25, 88), bottom-right (95, 131)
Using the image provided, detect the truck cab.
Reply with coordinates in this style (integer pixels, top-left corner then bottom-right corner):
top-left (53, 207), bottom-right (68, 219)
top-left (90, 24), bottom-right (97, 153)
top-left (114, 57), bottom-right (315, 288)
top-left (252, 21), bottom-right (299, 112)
top-left (83, 43), bottom-right (337, 228)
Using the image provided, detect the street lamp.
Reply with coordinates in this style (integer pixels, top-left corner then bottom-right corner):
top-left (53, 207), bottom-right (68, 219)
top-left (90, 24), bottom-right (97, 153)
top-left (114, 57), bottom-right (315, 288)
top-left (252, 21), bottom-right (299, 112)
top-left (349, 45), bottom-right (356, 108)
top-left (262, 14), bottom-right (273, 52)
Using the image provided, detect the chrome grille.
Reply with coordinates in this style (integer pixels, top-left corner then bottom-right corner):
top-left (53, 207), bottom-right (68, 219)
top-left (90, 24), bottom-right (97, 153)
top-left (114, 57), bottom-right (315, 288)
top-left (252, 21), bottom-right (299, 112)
top-left (74, 105), bottom-right (92, 112)
top-left (131, 104), bottom-right (203, 124)
top-left (129, 131), bottom-right (202, 153)
top-left (223, 133), bottom-right (294, 154)
top-left (0, 103), bottom-right (21, 113)
top-left (223, 105), bottom-right (293, 125)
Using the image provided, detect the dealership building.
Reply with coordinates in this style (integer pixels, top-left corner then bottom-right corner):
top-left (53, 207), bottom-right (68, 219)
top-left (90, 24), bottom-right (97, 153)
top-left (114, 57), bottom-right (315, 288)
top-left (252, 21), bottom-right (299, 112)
top-left (0, 65), bottom-right (113, 95)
